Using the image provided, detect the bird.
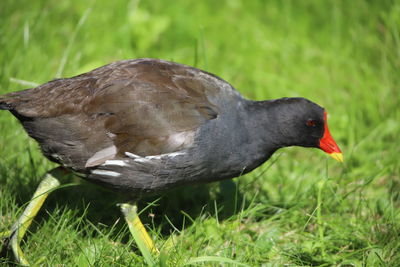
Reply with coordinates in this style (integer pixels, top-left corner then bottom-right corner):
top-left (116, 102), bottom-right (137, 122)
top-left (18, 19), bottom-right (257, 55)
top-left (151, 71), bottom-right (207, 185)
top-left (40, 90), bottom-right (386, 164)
top-left (0, 58), bottom-right (342, 265)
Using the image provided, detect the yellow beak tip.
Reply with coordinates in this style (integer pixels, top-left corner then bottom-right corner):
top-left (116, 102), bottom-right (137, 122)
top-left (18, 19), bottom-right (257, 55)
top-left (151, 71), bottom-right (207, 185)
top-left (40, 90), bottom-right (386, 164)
top-left (329, 152), bottom-right (344, 163)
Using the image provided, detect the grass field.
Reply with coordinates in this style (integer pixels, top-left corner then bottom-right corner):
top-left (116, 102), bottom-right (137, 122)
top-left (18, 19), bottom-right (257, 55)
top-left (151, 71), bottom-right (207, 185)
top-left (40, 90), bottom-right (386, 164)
top-left (1, 0), bottom-right (399, 266)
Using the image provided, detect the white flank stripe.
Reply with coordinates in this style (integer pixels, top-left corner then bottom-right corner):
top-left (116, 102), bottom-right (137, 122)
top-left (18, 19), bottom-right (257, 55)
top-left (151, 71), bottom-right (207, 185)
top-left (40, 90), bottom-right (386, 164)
top-left (103, 160), bottom-right (128, 167)
top-left (125, 152), bottom-right (141, 159)
top-left (92, 170), bottom-right (121, 177)
top-left (145, 151), bottom-right (185, 159)
top-left (134, 158), bottom-right (150, 163)
top-left (124, 151), bottom-right (186, 162)
top-left (166, 152), bottom-right (186, 158)
top-left (145, 155), bottom-right (162, 160)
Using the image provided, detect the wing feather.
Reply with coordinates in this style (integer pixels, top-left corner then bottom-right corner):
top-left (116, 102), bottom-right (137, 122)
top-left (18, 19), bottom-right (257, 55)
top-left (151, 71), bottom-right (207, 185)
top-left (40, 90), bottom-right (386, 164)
top-left (2, 59), bottom-right (228, 169)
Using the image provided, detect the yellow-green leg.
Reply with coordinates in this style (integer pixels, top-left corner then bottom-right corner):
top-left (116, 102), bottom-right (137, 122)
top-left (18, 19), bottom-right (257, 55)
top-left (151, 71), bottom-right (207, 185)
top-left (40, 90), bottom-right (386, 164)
top-left (7, 169), bottom-right (61, 266)
top-left (120, 203), bottom-right (158, 265)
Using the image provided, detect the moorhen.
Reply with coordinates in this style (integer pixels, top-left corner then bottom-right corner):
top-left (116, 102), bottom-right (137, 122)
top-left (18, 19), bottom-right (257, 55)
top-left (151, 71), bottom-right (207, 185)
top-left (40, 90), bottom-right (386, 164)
top-left (0, 58), bottom-right (342, 265)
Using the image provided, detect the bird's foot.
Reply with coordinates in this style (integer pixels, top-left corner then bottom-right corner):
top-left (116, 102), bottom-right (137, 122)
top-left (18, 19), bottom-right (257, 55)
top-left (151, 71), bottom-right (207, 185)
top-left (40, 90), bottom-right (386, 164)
top-left (119, 202), bottom-right (159, 265)
top-left (2, 169), bottom-right (61, 266)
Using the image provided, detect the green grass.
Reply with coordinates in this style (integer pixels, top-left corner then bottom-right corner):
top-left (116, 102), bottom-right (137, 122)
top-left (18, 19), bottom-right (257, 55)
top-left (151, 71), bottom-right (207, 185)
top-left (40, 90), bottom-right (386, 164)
top-left (1, 0), bottom-right (399, 265)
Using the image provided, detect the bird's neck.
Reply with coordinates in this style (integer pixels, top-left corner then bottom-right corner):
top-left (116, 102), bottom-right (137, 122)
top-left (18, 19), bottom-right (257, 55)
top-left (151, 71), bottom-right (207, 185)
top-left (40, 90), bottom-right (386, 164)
top-left (193, 98), bottom-right (299, 180)
top-left (209, 99), bottom-right (287, 174)
top-left (244, 99), bottom-right (295, 149)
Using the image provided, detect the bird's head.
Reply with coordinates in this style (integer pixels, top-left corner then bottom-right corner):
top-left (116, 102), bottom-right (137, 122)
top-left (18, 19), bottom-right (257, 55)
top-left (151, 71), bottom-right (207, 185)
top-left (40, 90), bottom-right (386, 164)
top-left (270, 97), bottom-right (343, 162)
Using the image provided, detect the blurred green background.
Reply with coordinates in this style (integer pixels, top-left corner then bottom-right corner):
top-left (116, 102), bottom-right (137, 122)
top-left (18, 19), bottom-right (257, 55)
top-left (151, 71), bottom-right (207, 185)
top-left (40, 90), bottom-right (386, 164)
top-left (1, 0), bottom-right (399, 266)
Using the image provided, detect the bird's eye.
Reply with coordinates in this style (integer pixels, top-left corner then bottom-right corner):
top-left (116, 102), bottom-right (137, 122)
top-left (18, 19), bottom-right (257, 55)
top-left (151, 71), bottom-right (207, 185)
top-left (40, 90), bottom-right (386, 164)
top-left (306, 119), bottom-right (316, 127)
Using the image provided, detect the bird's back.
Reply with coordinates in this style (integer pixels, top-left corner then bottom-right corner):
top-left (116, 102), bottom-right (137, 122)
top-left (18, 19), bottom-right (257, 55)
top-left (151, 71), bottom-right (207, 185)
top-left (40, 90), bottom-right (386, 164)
top-left (0, 59), bottom-right (242, 174)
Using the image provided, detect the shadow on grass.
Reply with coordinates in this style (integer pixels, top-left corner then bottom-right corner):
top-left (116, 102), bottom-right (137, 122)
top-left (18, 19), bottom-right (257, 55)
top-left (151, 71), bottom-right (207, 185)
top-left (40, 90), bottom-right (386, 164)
top-left (1, 168), bottom-right (252, 248)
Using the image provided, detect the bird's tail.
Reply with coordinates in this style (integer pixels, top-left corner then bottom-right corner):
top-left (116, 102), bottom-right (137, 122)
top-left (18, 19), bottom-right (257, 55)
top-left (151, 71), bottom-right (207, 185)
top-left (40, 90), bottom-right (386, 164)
top-left (0, 96), bottom-right (13, 110)
top-left (0, 92), bottom-right (17, 110)
top-left (0, 88), bottom-right (33, 110)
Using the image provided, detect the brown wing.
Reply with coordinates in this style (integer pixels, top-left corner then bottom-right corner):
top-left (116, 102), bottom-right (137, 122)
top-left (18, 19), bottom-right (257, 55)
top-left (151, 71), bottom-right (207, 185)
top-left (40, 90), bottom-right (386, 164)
top-left (2, 59), bottom-right (222, 169)
top-left (85, 61), bottom-right (220, 158)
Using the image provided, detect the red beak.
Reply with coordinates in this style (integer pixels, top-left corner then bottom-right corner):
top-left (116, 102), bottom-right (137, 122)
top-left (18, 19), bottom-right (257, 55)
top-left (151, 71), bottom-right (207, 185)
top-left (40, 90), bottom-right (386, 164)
top-left (319, 111), bottom-right (343, 162)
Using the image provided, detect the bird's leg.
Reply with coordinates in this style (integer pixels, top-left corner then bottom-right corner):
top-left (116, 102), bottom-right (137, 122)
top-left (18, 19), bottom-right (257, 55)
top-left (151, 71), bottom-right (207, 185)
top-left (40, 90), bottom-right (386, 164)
top-left (120, 203), bottom-right (158, 264)
top-left (7, 168), bottom-right (62, 266)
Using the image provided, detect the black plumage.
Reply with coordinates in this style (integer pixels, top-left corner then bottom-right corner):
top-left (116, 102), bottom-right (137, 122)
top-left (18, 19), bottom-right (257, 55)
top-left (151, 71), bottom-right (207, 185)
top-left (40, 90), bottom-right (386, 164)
top-left (0, 58), bottom-right (340, 195)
